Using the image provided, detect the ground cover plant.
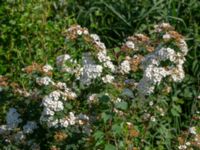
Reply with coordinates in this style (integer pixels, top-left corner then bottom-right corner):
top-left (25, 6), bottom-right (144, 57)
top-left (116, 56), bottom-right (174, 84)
top-left (0, 0), bottom-right (200, 150)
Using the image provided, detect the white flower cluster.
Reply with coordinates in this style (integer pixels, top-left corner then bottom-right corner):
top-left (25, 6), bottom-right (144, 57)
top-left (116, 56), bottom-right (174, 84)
top-left (154, 23), bottom-right (173, 32)
top-left (125, 41), bottom-right (135, 50)
top-left (87, 93), bottom-right (98, 104)
top-left (59, 112), bottom-right (76, 128)
top-left (90, 34), bottom-right (115, 72)
top-left (40, 89), bottom-right (77, 128)
top-left (40, 91), bottom-right (64, 127)
top-left (80, 53), bottom-right (103, 85)
top-left (97, 50), bottom-right (115, 72)
top-left (189, 126), bottom-right (197, 135)
top-left (90, 34), bottom-right (106, 50)
top-left (66, 24), bottom-right (89, 36)
top-left (56, 54), bottom-right (71, 66)
top-left (80, 64), bottom-right (103, 85)
top-left (102, 74), bottom-right (114, 83)
top-left (42, 64), bottom-right (53, 73)
top-left (56, 54), bottom-right (82, 79)
top-left (36, 76), bottom-right (54, 86)
top-left (119, 60), bottom-right (131, 74)
top-left (59, 112), bottom-right (90, 129)
top-left (138, 45), bottom-right (187, 95)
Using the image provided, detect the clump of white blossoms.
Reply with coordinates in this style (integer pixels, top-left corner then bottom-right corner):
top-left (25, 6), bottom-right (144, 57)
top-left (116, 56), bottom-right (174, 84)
top-left (125, 41), bottom-right (135, 49)
top-left (87, 94), bottom-right (98, 105)
top-left (36, 76), bottom-right (54, 86)
top-left (137, 24), bottom-right (188, 95)
top-left (40, 90), bottom-right (76, 128)
top-left (119, 60), bottom-right (131, 74)
top-left (0, 23), bottom-right (190, 149)
top-left (59, 112), bottom-right (76, 128)
top-left (189, 126), bottom-right (197, 135)
top-left (102, 74), bottom-right (114, 83)
top-left (42, 64), bottom-right (53, 73)
top-left (97, 50), bottom-right (116, 72)
top-left (80, 52), bottom-right (103, 85)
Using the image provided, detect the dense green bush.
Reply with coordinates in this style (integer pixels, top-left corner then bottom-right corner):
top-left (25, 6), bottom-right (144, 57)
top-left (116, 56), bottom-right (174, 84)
top-left (0, 0), bottom-right (199, 150)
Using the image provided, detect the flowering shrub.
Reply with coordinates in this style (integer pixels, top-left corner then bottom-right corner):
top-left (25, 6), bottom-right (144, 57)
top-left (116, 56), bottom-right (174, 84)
top-left (0, 23), bottom-right (199, 150)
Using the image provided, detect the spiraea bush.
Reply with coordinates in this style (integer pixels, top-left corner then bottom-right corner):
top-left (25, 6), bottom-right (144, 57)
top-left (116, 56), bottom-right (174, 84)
top-left (0, 1), bottom-right (200, 150)
top-left (0, 22), bottom-right (199, 150)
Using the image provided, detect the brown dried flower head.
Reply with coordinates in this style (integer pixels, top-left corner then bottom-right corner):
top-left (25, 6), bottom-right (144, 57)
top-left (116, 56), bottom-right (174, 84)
top-left (54, 131), bottom-right (68, 142)
top-left (129, 55), bottom-right (144, 72)
top-left (22, 62), bottom-right (42, 74)
top-left (168, 31), bottom-right (183, 42)
top-left (0, 76), bottom-right (8, 87)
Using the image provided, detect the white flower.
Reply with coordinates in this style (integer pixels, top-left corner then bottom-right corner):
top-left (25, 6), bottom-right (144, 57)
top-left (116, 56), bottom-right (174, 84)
top-left (23, 121), bottom-right (38, 134)
top-left (42, 64), bottom-right (53, 72)
top-left (77, 113), bottom-right (89, 125)
top-left (178, 39), bottom-right (188, 56)
top-left (157, 47), bottom-right (176, 62)
top-left (36, 76), bottom-right (53, 86)
top-left (83, 29), bottom-right (89, 35)
top-left (102, 75), bottom-right (114, 83)
top-left (189, 127), bottom-right (196, 135)
top-left (88, 94), bottom-right (98, 104)
top-left (95, 41), bottom-right (106, 50)
top-left (104, 61), bottom-right (116, 72)
top-left (119, 60), bottom-right (131, 74)
top-left (49, 91), bottom-right (61, 101)
top-left (90, 34), bottom-right (100, 42)
top-left (116, 98), bottom-right (122, 103)
top-left (60, 118), bottom-right (69, 128)
top-left (178, 145), bottom-right (187, 150)
top-left (150, 116), bottom-right (156, 122)
top-left (68, 112), bottom-right (76, 125)
top-left (185, 142), bottom-right (191, 146)
top-left (81, 64), bottom-right (103, 85)
top-left (6, 108), bottom-right (22, 130)
top-left (77, 30), bottom-right (82, 35)
top-left (97, 50), bottom-right (109, 62)
top-left (125, 41), bottom-right (135, 49)
top-left (163, 33), bottom-right (171, 41)
top-left (56, 82), bottom-right (67, 90)
top-left (97, 50), bottom-right (115, 72)
top-left (56, 54), bottom-right (71, 66)
top-left (42, 98), bottom-right (63, 112)
top-left (0, 125), bottom-right (7, 134)
top-left (47, 119), bottom-right (59, 128)
top-left (42, 108), bottom-right (55, 116)
top-left (149, 101), bottom-right (154, 106)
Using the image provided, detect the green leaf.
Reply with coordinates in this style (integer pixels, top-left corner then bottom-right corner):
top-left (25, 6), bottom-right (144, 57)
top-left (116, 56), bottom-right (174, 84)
top-left (93, 131), bottom-right (104, 140)
top-left (115, 101), bottom-right (128, 110)
top-left (101, 112), bottom-right (112, 123)
top-left (104, 144), bottom-right (116, 150)
top-left (171, 104), bottom-right (182, 117)
top-left (93, 131), bottom-right (105, 147)
top-left (99, 95), bottom-right (110, 103)
top-left (114, 47), bottom-right (120, 53)
top-left (111, 124), bottom-right (122, 135)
